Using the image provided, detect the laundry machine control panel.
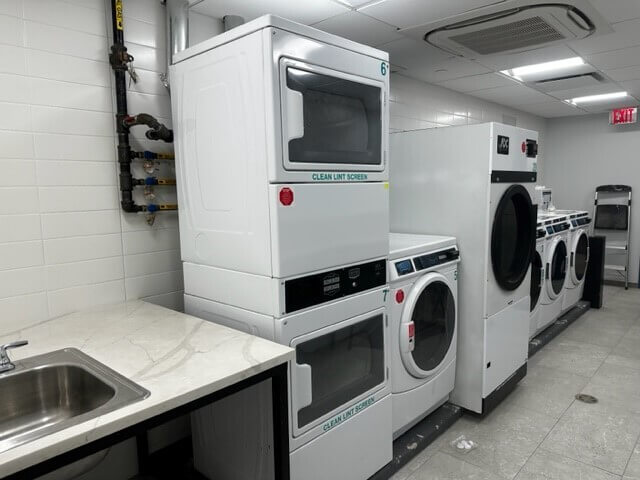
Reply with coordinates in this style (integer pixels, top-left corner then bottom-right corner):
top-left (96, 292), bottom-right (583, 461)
top-left (284, 258), bottom-right (386, 313)
top-left (390, 247), bottom-right (459, 281)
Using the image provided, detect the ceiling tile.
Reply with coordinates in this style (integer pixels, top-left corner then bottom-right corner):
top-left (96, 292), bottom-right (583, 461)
top-left (358, 0), bottom-right (506, 29)
top-left (436, 72), bottom-right (518, 93)
top-left (586, 45), bottom-right (640, 71)
top-left (190, 0), bottom-right (349, 25)
top-left (405, 57), bottom-right (492, 83)
top-left (470, 84), bottom-right (552, 106)
top-left (605, 65), bottom-right (640, 82)
top-left (377, 37), bottom-right (452, 69)
top-left (519, 102), bottom-right (587, 118)
top-left (571, 19), bottom-right (640, 56)
top-left (587, 0), bottom-right (640, 24)
top-left (312, 11), bottom-right (403, 46)
top-left (618, 79), bottom-right (640, 96)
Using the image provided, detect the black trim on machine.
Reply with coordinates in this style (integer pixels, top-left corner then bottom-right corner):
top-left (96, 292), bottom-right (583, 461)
top-left (413, 247), bottom-right (459, 271)
top-left (491, 170), bottom-right (537, 183)
top-left (479, 363), bottom-right (527, 416)
top-left (284, 259), bottom-right (386, 313)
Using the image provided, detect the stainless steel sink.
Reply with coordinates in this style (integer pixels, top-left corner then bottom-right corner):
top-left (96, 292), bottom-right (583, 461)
top-left (0, 348), bottom-right (150, 454)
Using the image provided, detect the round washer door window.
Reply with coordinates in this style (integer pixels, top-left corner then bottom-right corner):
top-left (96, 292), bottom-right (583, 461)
top-left (530, 250), bottom-right (543, 312)
top-left (491, 185), bottom-right (535, 291)
top-left (573, 232), bottom-right (589, 283)
top-left (550, 240), bottom-right (568, 296)
top-left (406, 279), bottom-right (455, 376)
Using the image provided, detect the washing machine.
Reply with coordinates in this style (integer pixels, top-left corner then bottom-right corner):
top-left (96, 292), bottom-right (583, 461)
top-left (536, 213), bottom-right (570, 335)
top-left (562, 210), bottom-right (591, 313)
top-left (391, 122), bottom-right (538, 414)
top-left (529, 220), bottom-right (546, 339)
top-left (388, 233), bottom-right (459, 438)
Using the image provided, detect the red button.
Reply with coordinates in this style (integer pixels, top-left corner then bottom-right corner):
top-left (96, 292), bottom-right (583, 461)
top-left (279, 187), bottom-right (294, 206)
top-left (408, 322), bottom-right (415, 338)
top-left (395, 289), bottom-right (405, 303)
top-left (521, 141), bottom-right (526, 153)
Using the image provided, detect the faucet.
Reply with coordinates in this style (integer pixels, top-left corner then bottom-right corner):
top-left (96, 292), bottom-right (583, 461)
top-left (0, 340), bottom-right (28, 373)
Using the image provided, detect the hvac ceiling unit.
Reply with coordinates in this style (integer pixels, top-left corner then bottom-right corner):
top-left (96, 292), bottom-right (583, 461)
top-left (424, 3), bottom-right (609, 58)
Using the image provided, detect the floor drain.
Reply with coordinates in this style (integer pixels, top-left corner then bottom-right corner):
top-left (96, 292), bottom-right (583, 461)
top-left (575, 393), bottom-right (598, 404)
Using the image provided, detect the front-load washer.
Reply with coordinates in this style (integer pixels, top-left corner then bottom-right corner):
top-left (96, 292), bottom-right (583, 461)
top-left (536, 213), bottom-right (570, 335)
top-left (391, 123), bottom-right (538, 414)
top-left (388, 233), bottom-right (460, 438)
top-left (529, 221), bottom-right (546, 339)
top-left (553, 211), bottom-right (591, 313)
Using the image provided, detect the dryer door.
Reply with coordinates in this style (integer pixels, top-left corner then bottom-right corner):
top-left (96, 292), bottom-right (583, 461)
top-left (399, 272), bottom-right (456, 378)
top-left (570, 231), bottom-right (589, 285)
top-left (491, 184), bottom-right (536, 291)
top-left (546, 238), bottom-right (567, 300)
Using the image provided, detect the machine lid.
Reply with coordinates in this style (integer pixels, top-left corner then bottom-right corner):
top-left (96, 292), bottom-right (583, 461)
top-left (491, 184), bottom-right (536, 291)
top-left (389, 233), bottom-right (457, 261)
top-left (400, 272), bottom-right (456, 378)
top-left (546, 238), bottom-right (567, 299)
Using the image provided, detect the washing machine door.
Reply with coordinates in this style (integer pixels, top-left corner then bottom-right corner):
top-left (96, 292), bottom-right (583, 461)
top-left (530, 249), bottom-right (543, 312)
top-left (400, 272), bottom-right (456, 378)
top-left (570, 231), bottom-right (589, 285)
top-left (546, 238), bottom-right (567, 300)
top-left (491, 185), bottom-right (536, 291)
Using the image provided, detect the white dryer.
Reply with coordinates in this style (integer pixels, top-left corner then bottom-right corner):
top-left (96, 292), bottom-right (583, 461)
top-left (562, 211), bottom-right (591, 313)
top-left (536, 213), bottom-right (570, 335)
top-left (391, 123), bottom-right (538, 414)
top-left (388, 233), bottom-right (459, 438)
top-left (529, 220), bottom-right (546, 339)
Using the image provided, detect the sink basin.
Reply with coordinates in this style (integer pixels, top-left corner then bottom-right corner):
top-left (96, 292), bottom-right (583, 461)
top-left (0, 348), bottom-right (149, 454)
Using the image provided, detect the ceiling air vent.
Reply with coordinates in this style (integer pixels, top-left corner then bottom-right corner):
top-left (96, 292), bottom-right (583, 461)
top-left (533, 72), bottom-right (606, 93)
top-left (425, 4), bottom-right (599, 58)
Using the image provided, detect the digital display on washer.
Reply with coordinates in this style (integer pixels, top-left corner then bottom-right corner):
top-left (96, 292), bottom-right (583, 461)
top-left (546, 227), bottom-right (554, 234)
top-left (395, 260), bottom-right (414, 276)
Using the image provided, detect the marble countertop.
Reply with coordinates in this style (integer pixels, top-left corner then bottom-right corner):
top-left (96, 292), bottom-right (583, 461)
top-left (0, 300), bottom-right (293, 478)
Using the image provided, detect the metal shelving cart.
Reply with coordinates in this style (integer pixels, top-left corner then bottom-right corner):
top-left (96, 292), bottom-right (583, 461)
top-left (593, 185), bottom-right (632, 289)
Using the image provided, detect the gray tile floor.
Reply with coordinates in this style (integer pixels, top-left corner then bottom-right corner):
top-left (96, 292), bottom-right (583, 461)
top-left (392, 286), bottom-right (640, 480)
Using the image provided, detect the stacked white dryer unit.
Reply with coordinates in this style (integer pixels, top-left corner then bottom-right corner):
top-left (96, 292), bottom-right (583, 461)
top-left (391, 123), bottom-right (538, 414)
top-left (170, 16), bottom-right (392, 480)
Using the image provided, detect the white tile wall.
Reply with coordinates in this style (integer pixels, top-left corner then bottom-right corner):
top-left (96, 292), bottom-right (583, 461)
top-left (0, 0), bottom-right (182, 334)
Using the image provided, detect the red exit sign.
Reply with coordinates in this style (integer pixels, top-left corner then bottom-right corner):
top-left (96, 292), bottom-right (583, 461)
top-left (610, 107), bottom-right (638, 125)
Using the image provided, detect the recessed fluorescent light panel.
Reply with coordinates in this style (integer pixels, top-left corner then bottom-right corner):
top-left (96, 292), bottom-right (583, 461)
top-left (501, 57), bottom-right (585, 81)
top-left (566, 91), bottom-right (629, 105)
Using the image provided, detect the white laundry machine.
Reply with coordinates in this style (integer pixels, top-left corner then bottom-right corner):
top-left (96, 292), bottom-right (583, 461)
top-left (529, 220), bottom-right (546, 339)
top-left (562, 211), bottom-right (591, 313)
top-left (390, 123), bottom-right (538, 414)
top-left (388, 233), bottom-right (459, 438)
top-left (536, 213), bottom-right (570, 335)
top-left (171, 15), bottom-right (393, 480)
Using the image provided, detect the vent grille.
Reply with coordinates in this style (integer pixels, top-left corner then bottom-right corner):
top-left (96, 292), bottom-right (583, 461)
top-left (449, 16), bottom-right (565, 55)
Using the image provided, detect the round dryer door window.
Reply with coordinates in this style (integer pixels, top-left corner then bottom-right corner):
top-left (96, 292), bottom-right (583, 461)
top-left (405, 279), bottom-right (455, 376)
top-left (550, 240), bottom-right (568, 296)
top-left (491, 185), bottom-right (535, 291)
top-left (573, 233), bottom-right (589, 282)
top-left (530, 251), bottom-right (542, 312)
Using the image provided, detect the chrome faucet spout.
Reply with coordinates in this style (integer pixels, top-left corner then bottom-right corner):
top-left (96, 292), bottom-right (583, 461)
top-left (0, 340), bottom-right (28, 373)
